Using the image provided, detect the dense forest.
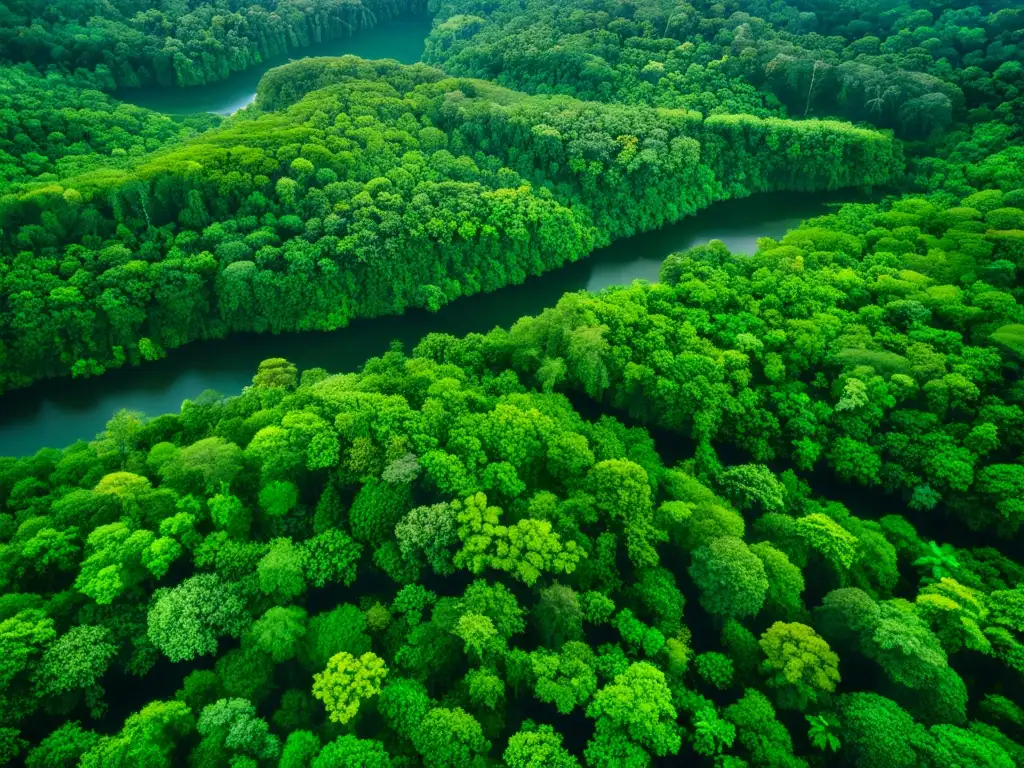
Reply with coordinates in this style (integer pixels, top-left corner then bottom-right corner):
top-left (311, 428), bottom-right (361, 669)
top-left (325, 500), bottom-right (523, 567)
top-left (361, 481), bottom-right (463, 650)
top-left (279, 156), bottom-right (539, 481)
top-left (423, 0), bottom-right (1023, 139)
top-left (2, 0), bottom-right (1024, 765)
top-left (3, 348), bottom-right (1024, 768)
top-left (0, 66), bottom-right (222, 187)
top-left (0, 59), bottom-right (898, 391)
top-left (419, 155), bottom-right (1024, 536)
top-left (0, 0), bottom-right (426, 87)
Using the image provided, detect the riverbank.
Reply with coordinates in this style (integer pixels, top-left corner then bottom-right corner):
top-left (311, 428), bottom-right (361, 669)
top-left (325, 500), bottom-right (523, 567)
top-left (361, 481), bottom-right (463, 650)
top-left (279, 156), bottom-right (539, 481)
top-left (0, 192), bottom-right (856, 456)
top-left (115, 16), bottom-right (433, 116)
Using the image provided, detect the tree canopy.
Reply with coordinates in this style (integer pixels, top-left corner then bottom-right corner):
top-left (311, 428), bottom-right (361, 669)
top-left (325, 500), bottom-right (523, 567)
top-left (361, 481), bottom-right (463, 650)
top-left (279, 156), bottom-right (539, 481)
top-left (1, 0), bottom-right (1024, 764)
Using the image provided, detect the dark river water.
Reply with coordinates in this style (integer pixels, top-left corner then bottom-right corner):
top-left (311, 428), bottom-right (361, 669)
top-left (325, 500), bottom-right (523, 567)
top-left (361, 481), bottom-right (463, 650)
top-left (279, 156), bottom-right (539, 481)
top-left (0, 193), bottom-right (853, 456)
top-left (116, 16), bottom-right (434, 115)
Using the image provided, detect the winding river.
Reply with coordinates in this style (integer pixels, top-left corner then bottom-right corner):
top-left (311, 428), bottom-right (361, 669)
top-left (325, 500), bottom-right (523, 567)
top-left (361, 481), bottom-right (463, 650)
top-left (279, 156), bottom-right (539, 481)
top-left (117, 16), bottom-right (434, 115)
top-left (0, 21), bottom-right (871, 455)
top-left (0, 193), bottom-right (855, 456)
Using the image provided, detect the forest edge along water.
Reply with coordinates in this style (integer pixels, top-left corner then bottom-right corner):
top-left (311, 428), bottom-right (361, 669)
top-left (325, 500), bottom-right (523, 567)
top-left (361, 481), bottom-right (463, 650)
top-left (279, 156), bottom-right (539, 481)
top-left (11, 0), bottom-right (1023, 761)
top-left (115, 16), bottom-right (434, 115)
top-left (0, 192), bottom-right (859, 457)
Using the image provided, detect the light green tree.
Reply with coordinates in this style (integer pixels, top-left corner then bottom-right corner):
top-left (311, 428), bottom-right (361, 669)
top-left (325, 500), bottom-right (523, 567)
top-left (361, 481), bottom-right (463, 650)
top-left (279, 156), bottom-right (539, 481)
top-left (312, 652), bottom-right (388, 725)
top-left (759, 622), bottom-right (840, 708)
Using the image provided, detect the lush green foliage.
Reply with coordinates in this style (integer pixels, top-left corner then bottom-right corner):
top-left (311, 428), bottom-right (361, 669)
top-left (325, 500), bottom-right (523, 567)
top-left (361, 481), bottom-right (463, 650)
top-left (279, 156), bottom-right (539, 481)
top-left (423, 0), bottom-right (1024, 139)
top-left (426, 153), bottom-right (1024, 537)
top-left (0, 344), bottom-right (1022, 765)
top-left (0, 0), bottom-right (424, 88)
top-left (0, 58), bottom-right (898, 392)
top-left (2, 0), bottom-right (1024, 764)
top-left (0, 67), bottom-right (220, 189)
